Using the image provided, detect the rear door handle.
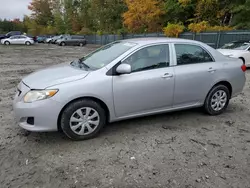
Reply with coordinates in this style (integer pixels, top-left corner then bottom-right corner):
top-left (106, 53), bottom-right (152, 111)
top-left (208, 67), bottom-right (216, 73)
top-left (162, 73), bottom-right (173, 78)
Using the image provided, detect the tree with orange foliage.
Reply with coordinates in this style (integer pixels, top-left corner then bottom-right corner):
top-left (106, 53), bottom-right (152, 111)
top-left (123, 0), bottom-right (164, 33)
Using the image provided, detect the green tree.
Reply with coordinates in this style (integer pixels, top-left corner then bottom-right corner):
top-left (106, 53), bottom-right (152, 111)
top-left (231, 0), bottom-right (250, 29)
top-left (89, 0), bottom-right (126, 33)
top-left (164, 0), bottom-right (195, 25)
top-left (28, 0), bottom-right (54, 26)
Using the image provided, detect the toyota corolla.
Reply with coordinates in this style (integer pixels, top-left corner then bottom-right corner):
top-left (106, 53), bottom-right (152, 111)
top-left (13, 38), bottom-right (246, 140)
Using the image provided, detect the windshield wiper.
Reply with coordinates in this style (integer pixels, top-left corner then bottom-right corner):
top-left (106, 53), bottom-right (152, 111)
top-left (78, 58), bottom-right (90, 69)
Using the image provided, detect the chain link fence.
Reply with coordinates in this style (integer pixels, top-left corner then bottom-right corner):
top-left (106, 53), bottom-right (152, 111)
top-left (85, 30), bottom-right (250, 48)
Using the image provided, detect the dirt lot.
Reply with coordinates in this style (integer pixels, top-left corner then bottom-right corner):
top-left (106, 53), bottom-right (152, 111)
top-left (0, 44), bottom-right (249, 188)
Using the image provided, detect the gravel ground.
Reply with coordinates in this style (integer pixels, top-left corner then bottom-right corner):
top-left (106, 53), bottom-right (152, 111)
top-left (0, 44), bottom-right (250, 188)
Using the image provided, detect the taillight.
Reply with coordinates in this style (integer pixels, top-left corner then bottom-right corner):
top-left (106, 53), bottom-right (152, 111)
top-left (241, 64), bottom-right (247, 72)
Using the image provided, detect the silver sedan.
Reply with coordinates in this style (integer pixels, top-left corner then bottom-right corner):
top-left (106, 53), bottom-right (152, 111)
top-left (1, 35), bottom-right (34, 45)
top-left (13, 38), bottom-right (246, 140)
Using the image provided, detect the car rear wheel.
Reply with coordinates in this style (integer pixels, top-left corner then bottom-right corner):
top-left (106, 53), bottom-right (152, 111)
top-left (4, 41), bottom-right (10, 45)
top-left (204, 85), bottom-right (230, 115)
top-left (61, 99), bottom-right (106, 140)
top-left (79, 42), bottom-right (84, 47)
top-left (25, 41), bottom-right (31, 46)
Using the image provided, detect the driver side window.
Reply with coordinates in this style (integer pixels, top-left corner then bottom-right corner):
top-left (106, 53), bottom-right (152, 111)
top-left (123, 44), bottom-right (170, 72)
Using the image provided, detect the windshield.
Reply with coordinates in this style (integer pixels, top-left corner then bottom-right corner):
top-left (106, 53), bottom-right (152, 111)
top-left (221, 42), bottom-right (250, 50)
top-left (71, 41), bottom-right (137, 70)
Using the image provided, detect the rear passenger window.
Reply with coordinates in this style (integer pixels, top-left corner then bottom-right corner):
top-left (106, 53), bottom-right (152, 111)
top-left (175, 44), bottom-right (213, 65)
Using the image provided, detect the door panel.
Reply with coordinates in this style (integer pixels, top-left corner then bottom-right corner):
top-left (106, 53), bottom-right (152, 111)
top-left (113, 44), bottom-right (174, 117)
top-left (10, 37), bottom-right (18, 44)
top-left (19, 38), bottom-right (26, 44)
top-left (113, 67), bottom-right (175, 117)
top-left (173, 43), bottom-right (222, 107)
top-left (73, 39), bottom-right (79, 45)
top-left (173, 62), bottom-right (222, 107)
top-left (15, 36), bottom-right (22, 44)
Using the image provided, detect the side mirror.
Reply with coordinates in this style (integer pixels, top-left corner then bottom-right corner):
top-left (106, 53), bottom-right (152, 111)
top-left (116, 64), bottom-right (132, 74)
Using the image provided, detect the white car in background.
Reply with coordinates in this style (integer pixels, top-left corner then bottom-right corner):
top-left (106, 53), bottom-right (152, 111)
top-left (217, 40), bottom-right (250, 66)
top-left (1, 35), bottom-right (34, 45)
top-left (45, 36), bottom-right (54, 43)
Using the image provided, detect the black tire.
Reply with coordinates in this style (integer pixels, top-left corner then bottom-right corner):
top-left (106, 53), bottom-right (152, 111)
top-left (25, 41), bottom-right (31, 46)
top-left (79, 42), bottom-right (84, 47)
top-left (61, 99), bottom-right (106, 141)
top-left (204, 85), bottom-right (230, 115)
top-left (4, 41), bottom-right (10, 45)
top-left (61, 42), bottom-right (66, 46)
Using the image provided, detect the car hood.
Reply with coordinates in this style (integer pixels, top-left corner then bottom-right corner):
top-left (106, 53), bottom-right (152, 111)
top-left (22, 62), bottom-right (90, 89)
top-left (217, 49), bottom-right (245, 55)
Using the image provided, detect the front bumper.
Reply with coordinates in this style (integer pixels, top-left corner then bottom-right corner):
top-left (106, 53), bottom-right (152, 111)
top-left (13, 82), bottom-right (63, 132)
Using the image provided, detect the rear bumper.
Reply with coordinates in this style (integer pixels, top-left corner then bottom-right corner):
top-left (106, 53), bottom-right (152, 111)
top-left (231, 74), bottom-right (246, 98)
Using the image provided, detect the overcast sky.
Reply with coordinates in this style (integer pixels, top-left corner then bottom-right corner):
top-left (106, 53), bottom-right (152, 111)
top-left (0, 0), bottom-right (31, 20)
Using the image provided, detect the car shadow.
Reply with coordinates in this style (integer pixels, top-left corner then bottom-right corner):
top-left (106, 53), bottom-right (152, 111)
top-left (20, 103), bottom-right (240, 144)
top-left (104, 108), bottom-right (205, 131)
top-left (22, 108), bottom-right (204, 142)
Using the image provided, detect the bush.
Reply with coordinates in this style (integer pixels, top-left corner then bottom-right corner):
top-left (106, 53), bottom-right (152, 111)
top-left (206, 25), bottom-right (234, 31)
top-left (188, 21), bottom-right (209, 33)
top-left (163, 23), bottom-right (185, 37)
top-left (96, 30), bottom-right (104, 36)
top-left (116, 28), bottom-right (128, 35)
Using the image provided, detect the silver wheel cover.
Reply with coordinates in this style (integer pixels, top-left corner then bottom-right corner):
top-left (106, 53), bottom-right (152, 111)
top-left (69, 107), bottom-right (100, 135)
top-left (211, 90), bottom-right (227, 111)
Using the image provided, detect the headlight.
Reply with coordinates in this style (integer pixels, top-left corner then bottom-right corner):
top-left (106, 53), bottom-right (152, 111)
top-left (23, 89), bottom-right (58, 103)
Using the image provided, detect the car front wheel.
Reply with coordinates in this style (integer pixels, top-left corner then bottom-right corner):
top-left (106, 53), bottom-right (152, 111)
top-left (204, 85), bottom-right (230, 115)
top-left (4, 41), bottom-right (10, 45)
top-left (61, 99), bottom-right (106, 140)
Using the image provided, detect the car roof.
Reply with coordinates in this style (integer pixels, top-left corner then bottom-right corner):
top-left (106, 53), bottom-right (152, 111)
top-left (122, 37), bottom-right (204, 45)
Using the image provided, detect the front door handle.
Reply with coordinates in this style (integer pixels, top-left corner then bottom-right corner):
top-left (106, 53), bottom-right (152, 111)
top-left (162, 73), bottom-right (173, 78)
top-left (208, 67), bottom-right (216, 73)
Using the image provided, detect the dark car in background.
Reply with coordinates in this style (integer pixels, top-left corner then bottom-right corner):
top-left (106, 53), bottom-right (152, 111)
top-left (37, 36), bottom-right (48, 43)
top-left (57, 35), bottom-right (87, 46)
top-left (0, 34), bottom-right (5, 40)
top-left (0, 31), bottom-right (22, 40)
top-left (6, 31), bottom-right (22, 38)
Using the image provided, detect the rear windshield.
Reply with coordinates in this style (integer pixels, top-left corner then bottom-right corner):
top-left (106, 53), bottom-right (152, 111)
top-left (72, 41), bottom-right (137, 70)
top-left (221, 42), bottom-right (250, 50)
